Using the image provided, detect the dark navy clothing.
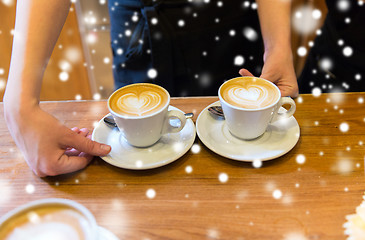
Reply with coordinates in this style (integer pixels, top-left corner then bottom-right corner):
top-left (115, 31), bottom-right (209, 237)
top-left (298, 0), bottom-right (365, 93)
top-left (108, 0), bottom-right (264, 97)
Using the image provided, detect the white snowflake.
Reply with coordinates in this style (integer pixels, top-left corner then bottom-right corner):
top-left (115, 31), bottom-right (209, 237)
top-left (116, 48), bottom-right (123, 55)
top-left (229, 29), bottom-right (236, 36)
top-left (0, 79), bottom-right (5, 91)
top-left (93, 93), bottom-right (101, 100)
top-left (146, 189), bottom-right (156, 199)
top-left (132, 15), bottom-right (138, 22)
top-left (312, 87), bottom-right (321, 97)
top-left (59, 72), bottom-right (69, 82)
top-left (75, 94), bottom-right (82, 100)
top-left (339, 122), bottom-right (349, 132)
top-left (296, 154), bottom-right (306, 164)
top-left (219, 173), bottom-right (229, 183)
top-left (135, 160), bottom-right (143, 168)
top-left (185, 165), bottom-right (193, 174)
top-left (1, 0), bottom-right (14, 7)
top-left (178, 19), bottom-right (185, 27)
top-left (273, 189), bottom-right (282, 199)
top-left (243, 1), bottom-right (250, 8)
top-left (151, 18), bottom-right (158, 25)
top-left (103, 57), bottom-right (110, 64)
top-left (147, 68), bottom-right (157, 79)
top-left (252, 159), bottom-right (262, 168)
top-left (355, 73), bottom-right (362, 80)
top-left (26, 184), bottom-right (35, 194)
top-left (332, 159), bottom-right (353, 174)
top-left (297, 46), bottom-right (307, 57)
top-left (243, 27), bottom-right (258, 41)
top-left (234, 55), bottom-right (244, 66)
top-left (191, 143), bottom-right (201, 154)
top-left (319, 58), bottom-right (333, 71)
top-left (292, 5), bottom-right (321, 35)
top-left (337, 0), bottom-right (351, 11)
top-left (312, 9), bottom-right (322, 19)
top-left (343, 46), bottom-right (353, 57)
top-left (297, 96), bottom-right (303, 103)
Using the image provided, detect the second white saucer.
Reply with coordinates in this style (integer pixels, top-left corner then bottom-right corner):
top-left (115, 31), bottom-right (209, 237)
top-left (196, 101), bottom-right (300, 162)
top-left (98, 226), bottom-right (119, 240)
top-left (92, 106), bottom-right (196, 170)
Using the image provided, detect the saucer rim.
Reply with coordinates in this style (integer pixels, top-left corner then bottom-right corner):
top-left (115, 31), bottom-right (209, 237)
top-left (196, 101), bottom-right (300, 162)
top-left (91, 106), bottom-right (196, 170)
top-left (98, 226), bottom-right (119, 240)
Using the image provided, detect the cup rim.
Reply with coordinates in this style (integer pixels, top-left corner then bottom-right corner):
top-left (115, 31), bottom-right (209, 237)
top-left (218, 76), bottom-right (281, 111)
top-left (0, 198), bottom-right (98, 239)
top-left (108, 83), bottom-right (170, 119)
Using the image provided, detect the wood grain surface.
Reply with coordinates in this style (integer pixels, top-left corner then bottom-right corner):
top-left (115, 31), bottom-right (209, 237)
top-left (0, 93), bottom-right (364, 239)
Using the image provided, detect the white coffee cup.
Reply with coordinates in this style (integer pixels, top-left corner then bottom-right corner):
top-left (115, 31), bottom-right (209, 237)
top-left (108, 83), bottom-right (187, 147)
top-left (0, 198), bottom-right (99, 240)
top-left (218, 76), bottom-right (296, 140)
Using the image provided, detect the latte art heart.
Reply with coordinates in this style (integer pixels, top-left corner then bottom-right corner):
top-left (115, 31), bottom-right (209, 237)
top-left (117, 91), bottom-right (162, 116)
top-left (220, 77), bottom-right (280, 109)
top-left (109, 84), bottom-right (168, 117)
top-left (0, 206), bottom-right (92, 240)
top-left (227, 85), bottom-right (269, 108)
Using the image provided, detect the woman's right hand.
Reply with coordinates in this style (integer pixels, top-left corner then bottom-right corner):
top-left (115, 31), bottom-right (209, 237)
top-left (4, 104), bottom-right (111, 177)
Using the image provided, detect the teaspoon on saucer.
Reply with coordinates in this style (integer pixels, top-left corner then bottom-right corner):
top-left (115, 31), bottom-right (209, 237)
top-left (103, 113), bottom-right (195, 128)
top-left (207, 106), bottom-right (225, 118)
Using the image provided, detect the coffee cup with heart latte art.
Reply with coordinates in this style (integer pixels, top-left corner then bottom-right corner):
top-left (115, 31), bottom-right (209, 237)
top-left (108, 83), bottom-right (187, 147)
top-left (219, 77), bottom-right (296, 140)
top-left (0, 199), bottom-right (99, 240)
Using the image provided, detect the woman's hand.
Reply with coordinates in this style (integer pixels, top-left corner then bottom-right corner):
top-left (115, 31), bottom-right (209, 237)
top-left (4, 104), bottom-right (111, 177)
top-left (239, 49), bottom-right (299, 98)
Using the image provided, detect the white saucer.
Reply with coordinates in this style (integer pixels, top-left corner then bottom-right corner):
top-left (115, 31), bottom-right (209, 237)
top-left (92, 106), bottom-right (196, 170)
top-left (98, 226), bottom-right (119, 240)
top-left (196, 101), bottom-right (300, 162)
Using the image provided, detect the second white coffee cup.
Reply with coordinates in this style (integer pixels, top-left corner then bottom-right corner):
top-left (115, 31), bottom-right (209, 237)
top-left (218, 76), bottom-right (296, 140)
top-left (0, 198), bottom-right (99, 240)
top-left (108, 83), bottom-right (187, 147)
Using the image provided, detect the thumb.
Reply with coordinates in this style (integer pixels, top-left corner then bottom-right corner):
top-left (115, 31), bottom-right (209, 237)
top-left (238, 68), bottom-right (254, 77)
top-left (64, 131), bottom-right (111, 156)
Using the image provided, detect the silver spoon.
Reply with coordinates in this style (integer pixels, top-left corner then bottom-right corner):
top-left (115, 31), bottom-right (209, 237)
top-left (208, 106), bottom-right (224, 118)
top-left (103, 112), bottom-right (194, 128)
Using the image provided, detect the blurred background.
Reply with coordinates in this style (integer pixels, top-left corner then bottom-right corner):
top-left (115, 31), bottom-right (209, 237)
top-left (0, 0), bottom-right (327, 101)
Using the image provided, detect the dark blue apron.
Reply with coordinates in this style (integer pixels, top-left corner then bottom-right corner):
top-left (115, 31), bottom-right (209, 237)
top-left (108, 0), bottom-right (264, 96)
top-left (298, 0), bottom-right (365, 93)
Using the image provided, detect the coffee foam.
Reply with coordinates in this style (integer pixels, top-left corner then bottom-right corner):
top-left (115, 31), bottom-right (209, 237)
top-left (110, 84), bottom-right (168, 117)
top-left (1, 206), bottom-right (91, 240)
top-left (220, 77), bottom-right (280, 109)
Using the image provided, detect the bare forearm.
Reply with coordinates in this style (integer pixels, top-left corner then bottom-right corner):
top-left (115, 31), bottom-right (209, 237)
top-left (256, 0), bottom-right (292, 53)
top-left (4, 0), bottom-right (70, 110)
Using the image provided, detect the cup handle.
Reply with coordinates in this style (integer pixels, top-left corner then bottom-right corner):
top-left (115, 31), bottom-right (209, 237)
top-left (271, 97), bottom-right (296, 123)
top-left (162, 110), bottom-right (187, 134)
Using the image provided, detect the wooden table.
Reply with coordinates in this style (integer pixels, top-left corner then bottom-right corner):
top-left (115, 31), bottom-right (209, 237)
top-left (1, 93), bottom-right (364, 239)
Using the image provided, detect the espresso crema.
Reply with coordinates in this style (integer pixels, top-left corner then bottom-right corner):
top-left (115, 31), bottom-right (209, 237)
top-left (0, 205), bottom-right (92, 240)
top-left (220, 77), bottom-right (280, 109)
top-left (109, 83), bottom-right (168, 117)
